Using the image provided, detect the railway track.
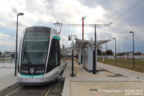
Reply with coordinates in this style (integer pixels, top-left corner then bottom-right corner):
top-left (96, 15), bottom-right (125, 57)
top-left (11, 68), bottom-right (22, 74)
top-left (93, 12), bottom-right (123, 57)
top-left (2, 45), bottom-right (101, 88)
top-left (0, 80), bottom-right (64, 96)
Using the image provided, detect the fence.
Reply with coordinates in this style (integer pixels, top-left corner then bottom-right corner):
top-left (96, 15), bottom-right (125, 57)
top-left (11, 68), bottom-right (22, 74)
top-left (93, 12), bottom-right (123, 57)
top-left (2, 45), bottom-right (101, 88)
top-left (0, 57), bottom-right (14, 63)
top-left (98, 55), bottom-right (144, 60)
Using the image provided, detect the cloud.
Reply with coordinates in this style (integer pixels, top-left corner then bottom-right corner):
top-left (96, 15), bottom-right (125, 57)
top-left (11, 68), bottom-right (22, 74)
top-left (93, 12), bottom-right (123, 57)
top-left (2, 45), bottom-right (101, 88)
top-left (0, 33), bottom-right (10, 38)
top-left (0, 0), bottom-right (108, 28)
top-left (0, 32), bottom-right (14, 51)
top-left (0, 0), bottom-right (144, 52)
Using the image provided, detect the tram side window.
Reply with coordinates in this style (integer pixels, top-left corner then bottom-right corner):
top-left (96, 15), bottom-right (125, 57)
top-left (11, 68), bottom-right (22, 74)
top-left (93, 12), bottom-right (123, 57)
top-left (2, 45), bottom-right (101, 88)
top-left (47, 39), bottom-right (59, 72)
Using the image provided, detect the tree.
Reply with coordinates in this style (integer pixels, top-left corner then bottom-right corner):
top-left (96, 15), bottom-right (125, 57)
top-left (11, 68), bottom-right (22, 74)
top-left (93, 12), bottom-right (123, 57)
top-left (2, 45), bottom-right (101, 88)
top-left (97, 49), bottom-right (102, 55)
top-left (0, 52), bottom-right (2, 57)
top-left (135, 51), bottom-right (142, 55)
top-left (117, 52), bottom-right (125, 56)
top-left (105, 50), bottom-right (113, 55)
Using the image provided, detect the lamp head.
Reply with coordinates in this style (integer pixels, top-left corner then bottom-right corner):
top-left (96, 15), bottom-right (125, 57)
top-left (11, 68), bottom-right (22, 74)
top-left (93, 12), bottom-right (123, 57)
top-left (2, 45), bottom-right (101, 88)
top-left (130, 31), bottom-right (134, 33)
top-left (18, 13), bottom-right (24, 16)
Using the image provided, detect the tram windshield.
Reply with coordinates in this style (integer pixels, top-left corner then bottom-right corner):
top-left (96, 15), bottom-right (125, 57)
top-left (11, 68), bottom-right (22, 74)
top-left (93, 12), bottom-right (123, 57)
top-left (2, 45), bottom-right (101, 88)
top-left (21, 27), bottom-right (50, 65)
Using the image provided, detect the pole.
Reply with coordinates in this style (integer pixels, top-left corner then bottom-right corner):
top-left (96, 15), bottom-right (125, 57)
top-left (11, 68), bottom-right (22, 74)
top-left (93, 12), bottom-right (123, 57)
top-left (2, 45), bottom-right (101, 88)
top-left (62, 45), bottom-right (64, 56)
top-left (72, 49), bottom-right (74, 77)
top-left (82, 17), bottom-right (84, 40)
top-left (93, 24), bottom-right (96, 74)
top-left (130, 31), bottom-right (135, 68)
top-left (11, 56), bottom-right (12, 63)
top-left (125, 38), bottom-right (126, 60)
top-left (105, 42), bottom-right (108, 59)
top-left (69, 35), bottom-right (77, 77)
top-left (133, 33), bottom-right (135, 68)
top-left (124, 37), bottom-right (127, 60)
top-left (15, 15), bottom-right (18, 76)
top-left (115, 38), bottom-right (117, 65)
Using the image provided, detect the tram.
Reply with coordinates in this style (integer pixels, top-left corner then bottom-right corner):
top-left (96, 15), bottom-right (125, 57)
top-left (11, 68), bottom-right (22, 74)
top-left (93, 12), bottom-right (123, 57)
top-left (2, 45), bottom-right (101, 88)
top-left (17, 26), bottom-right (64, 84)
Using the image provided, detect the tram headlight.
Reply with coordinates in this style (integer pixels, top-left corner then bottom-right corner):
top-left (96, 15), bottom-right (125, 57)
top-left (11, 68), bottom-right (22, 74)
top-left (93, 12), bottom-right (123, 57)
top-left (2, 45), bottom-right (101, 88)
top-left (21, 70), bottom-right (28, 73)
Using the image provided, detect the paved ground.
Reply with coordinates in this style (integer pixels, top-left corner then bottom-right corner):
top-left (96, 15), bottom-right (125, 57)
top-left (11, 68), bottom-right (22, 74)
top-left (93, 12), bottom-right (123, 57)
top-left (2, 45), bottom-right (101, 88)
top-left (71, 82), bottom-right (144, 96)
top-left (0, 63), bottom-right (14, 77)
top-left (75, 64), bottom-right (116, 78)
top-left (0, 63), bottom-right (17, 91)
top-left (98, 62), bottom-right (144, 81)
top-left (62, 61), bottom-right (144, 96)
top-left (0, 61), bottom-right (144, 96)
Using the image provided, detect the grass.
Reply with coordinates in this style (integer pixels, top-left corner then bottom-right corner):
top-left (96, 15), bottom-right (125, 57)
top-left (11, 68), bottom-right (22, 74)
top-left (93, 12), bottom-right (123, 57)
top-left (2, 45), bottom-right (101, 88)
top-left (98, 58), bottom-right (144, 73)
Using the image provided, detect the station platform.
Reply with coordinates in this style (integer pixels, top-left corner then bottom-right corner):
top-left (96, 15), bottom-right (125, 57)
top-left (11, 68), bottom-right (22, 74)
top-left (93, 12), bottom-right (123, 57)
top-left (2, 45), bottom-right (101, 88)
top-left (62, 61), bottom-right (144, 96)
top-left (0, 63), bottom-right (17, 91)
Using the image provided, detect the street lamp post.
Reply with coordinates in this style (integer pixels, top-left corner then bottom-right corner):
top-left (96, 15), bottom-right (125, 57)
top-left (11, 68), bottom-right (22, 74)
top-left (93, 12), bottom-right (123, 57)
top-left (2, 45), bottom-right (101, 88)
top-left (93, 24), bottom-right (97, 74)
top-left (130, 31), bottom-right (135, 68)
top-left (113, 37), bottom-right (117, 65)
top-left (68, 35), bottom-right (77, 77)
top-left (15, 12), bottom-right (24, 76)
top-left (124, 37), bottom-right (128, 60)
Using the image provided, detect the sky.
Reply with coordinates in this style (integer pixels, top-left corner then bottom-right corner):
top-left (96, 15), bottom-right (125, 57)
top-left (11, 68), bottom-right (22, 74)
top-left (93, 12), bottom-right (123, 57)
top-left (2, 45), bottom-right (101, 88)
top-left (0, 0), bottom-right (144, 53)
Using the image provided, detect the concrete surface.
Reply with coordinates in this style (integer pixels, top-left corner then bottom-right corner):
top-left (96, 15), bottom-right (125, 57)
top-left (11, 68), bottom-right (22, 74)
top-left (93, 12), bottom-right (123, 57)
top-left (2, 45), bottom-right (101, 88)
top-left (62, 61), bottom-right (144, 96)
top-left (0, 63), bottom-right (17, 91)
top-left (71, 82), bottom-right (144, 96)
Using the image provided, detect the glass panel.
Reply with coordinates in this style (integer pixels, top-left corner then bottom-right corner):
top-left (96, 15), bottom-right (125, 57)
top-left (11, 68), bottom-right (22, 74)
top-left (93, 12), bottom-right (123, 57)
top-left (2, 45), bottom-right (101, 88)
top-left (21, 28), bottom-right (50, 65)
top-left (46, 39), bottom-right (60, 72)
top-left (24, 32), bottom-right (49, 41)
